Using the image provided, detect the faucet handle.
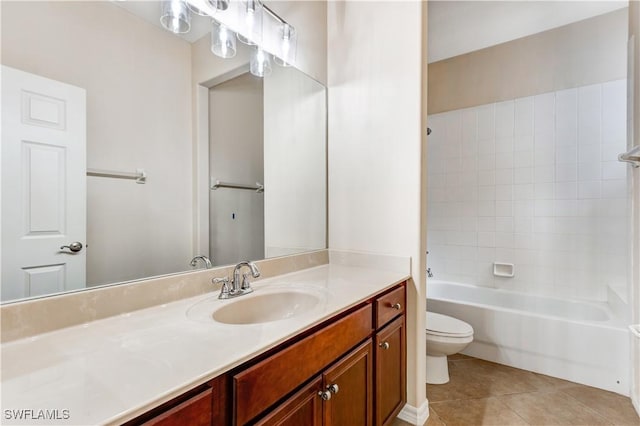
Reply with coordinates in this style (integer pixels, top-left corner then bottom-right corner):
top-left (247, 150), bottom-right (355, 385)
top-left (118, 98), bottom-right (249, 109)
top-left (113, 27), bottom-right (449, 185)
top-left (213, 277), bottom-right (231, 299)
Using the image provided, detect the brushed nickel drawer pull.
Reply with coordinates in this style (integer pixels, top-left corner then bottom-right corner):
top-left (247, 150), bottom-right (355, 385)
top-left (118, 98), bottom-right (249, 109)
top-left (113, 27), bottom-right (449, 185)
top-left (392, 303), bottom-right (402, 310)
top-left (379, 341), bottom-right (390, 350)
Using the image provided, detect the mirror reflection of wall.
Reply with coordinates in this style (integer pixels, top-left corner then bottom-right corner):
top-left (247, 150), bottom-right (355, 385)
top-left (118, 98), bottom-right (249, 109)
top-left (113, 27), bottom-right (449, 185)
top-left (0, 1), bottom-right (327, 303)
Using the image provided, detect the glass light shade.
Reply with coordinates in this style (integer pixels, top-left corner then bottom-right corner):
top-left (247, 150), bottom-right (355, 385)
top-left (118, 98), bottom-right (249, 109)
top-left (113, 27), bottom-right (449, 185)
top-left (187, 0), bottom-right (227, 16)
top-left (273, 23), bottom-right (297, 67)
top-left (236, 0), bottom-right (263, 45)
top-left (211, 21), bottom-right (236, 59)
top-left (160, 0), bottom-right (191, 34)
top-left (250, 48), bottom-right (272, 77)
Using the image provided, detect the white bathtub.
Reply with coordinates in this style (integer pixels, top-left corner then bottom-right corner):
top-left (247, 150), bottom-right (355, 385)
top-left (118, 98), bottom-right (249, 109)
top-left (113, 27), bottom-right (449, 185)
top-left (427, 281), bottom-right (630, 395)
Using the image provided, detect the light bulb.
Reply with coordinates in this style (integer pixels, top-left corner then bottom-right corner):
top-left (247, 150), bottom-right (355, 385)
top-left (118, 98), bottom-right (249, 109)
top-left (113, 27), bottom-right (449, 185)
top-left (160, 0), bottom-right (191, 34)
top-left (250, 48), bottom-right (272, 77)
top-left (211, 21), bottom-right (236, 59)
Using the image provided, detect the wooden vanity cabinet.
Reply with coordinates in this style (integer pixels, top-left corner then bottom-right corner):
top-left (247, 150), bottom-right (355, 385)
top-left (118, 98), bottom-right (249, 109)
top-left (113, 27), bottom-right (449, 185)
top-left (373, 285), bottom-right (406, 425)
top-left (256, 340), bottom-right (373, 426)
top-left (126, 282), bottom-right (407, 426)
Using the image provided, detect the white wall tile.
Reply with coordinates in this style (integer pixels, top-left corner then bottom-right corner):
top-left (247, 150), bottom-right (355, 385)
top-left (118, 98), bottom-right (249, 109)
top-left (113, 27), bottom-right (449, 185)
top-left (495, 200), bottom-right (513, 216)
top-left (495, 217), bottom-right (514, 233)
top-left (534, 92), bottom-right (555, 136)
top-left (426, 80), bottom-right (628, 303)
top-left (555, 163), bottom-right (578, 182)
top-left (495, 152), bottom-right (514, 169)
top-left (515, 96), bottom-right (534, 136)
top-left (478, 217), bottom-right (496, 232)
top-left (555, 181), bottom-right (578, 199)
top-left (478, 170), bottom-right (495, 186)
top-left (514, 167), bottom-right (533, 184)
top-left (495, 101), bottom-right (515, 138)
top-left (602, 161), bottom-right (627, 180)
top-left (514, 150), bottom-right (533, 168)
top-left (577, 84), bottom-right (601, 146)
top-left (578, 181), bottom-right (602, 199)
top-left (555, 88), bottom-right (578, 145)
top-left (601, 79), bottom-right (626, 145)
top-left (514, 133), bottom-right (534, 152)
top-left (513, 184), bottom-right (534, 200)
top-left (495, 185), bottom-right (513, 201)
top-left (534, 165), bottom-right (555, 183)
top-left (477, 104), bottom-right (495, 140)
top-left (478, 232), bottom-right (496, 247)
top-left (578, 162), bottom-right (601, 181)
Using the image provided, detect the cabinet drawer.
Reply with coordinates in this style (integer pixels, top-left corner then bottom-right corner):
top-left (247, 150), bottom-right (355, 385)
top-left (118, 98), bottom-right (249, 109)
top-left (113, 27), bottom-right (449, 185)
top-left (234, 304), bottom-right (373, 425)
top-left (142, 388), bottom-right (212, 426)
top-left (375, 285), bottom-right (405, 329)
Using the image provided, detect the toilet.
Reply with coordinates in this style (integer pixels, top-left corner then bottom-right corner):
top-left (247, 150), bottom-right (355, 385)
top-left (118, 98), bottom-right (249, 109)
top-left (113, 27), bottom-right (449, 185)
top-left (425, 311), bottom-right (474, 384)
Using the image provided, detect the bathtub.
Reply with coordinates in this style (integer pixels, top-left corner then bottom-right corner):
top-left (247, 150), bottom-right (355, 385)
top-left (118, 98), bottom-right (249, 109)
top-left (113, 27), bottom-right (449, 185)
top-left (427, 281), bottom-right (630, 396)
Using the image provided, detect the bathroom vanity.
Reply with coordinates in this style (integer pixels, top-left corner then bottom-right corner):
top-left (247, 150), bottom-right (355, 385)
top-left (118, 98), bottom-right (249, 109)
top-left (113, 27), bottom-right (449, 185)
top-left (127, 282), bottom-right (406, 426)
top-left (0, 256), bottom-right (409, 426)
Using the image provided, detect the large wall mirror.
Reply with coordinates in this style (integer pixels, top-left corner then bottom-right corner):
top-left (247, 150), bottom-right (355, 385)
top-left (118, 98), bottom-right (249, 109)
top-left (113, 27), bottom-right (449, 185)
top-left (0, 1), bottom-right (327, 303)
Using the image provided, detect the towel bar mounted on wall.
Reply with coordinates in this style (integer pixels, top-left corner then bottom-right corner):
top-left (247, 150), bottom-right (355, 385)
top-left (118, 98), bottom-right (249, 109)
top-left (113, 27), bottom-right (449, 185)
top-left (86, 168), bottom-right (147, 184)
top-left (210, 178), bottom-right (264, 193)
top-left (618, 146), bottom-right (640, 168)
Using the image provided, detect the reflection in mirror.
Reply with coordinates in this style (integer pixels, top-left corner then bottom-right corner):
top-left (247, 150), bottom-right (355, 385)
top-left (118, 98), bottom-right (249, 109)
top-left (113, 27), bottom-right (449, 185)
top-left (0, 1), bottom-right (326, 303)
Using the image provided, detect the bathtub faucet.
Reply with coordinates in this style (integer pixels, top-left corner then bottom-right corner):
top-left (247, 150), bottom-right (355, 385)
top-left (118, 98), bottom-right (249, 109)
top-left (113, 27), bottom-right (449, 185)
top-left (427, 268), bottom-right (434, 278)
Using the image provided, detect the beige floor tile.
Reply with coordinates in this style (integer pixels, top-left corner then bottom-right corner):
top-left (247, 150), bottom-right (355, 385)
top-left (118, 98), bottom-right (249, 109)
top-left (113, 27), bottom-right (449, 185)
top-left (431, 397), bottom-right (529, 425)
top-left (499, 389), bottom-right (611, 425)
top-left (561, 385), bottom-right (640, 426)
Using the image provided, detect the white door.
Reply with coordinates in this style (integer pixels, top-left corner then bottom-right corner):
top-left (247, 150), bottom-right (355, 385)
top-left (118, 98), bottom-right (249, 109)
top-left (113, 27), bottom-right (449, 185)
top-left (1, 66), bottom-right (86, 302)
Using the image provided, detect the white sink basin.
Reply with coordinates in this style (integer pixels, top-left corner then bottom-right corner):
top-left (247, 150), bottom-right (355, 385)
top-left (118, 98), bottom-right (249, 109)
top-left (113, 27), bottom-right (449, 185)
top-left (212, 291), bottom-right (321, 325)
top-left (186, 287), bottom-right (327, 325)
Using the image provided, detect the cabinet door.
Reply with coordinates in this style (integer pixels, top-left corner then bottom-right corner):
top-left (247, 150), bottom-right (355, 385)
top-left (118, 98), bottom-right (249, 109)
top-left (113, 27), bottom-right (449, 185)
top-left (322, 339), bottom-right (373, 426)
top-left (375, 316), bottom-right (406, 426)
top-left (254, 377), bottom-right (323, 426)
top-left (142, 388), bottom-right (212, 426)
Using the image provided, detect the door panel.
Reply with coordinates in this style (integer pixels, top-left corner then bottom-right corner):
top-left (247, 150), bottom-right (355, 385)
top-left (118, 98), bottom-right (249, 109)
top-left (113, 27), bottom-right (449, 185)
top-left (1, 65), bottom-right (86, 301)
top-left (376, 316), bottom-right (406, 426)
top-left (323, 339), bottom-right (373, 426)
top-left (255, 377), bottom-right (323, 426)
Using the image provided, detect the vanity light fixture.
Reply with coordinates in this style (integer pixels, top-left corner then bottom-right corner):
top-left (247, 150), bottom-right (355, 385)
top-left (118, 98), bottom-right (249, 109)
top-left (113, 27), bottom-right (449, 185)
top-left (187, 0), bottom-right (228, 15)
top-left (160, 0), bottom-right (191, 34)
top-left (272, 22), bottom-right (296, 67)
top-left (236, 0), bottom-right (263, 46)
top-left (211, 21), bottom-right (237, 58)
top-left (250, 47), bottom-right (272, 77)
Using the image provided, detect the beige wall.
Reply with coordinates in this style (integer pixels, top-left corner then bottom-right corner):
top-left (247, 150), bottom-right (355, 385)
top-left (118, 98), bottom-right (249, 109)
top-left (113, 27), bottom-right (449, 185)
top-left (629, 0), bottom-right (640, 415)
top-left (1, 1), bottom-right (193, 286)
top-left (328, 1), bottom-right (427, 421)
top-left (429, 8), bottom-right (628, 113)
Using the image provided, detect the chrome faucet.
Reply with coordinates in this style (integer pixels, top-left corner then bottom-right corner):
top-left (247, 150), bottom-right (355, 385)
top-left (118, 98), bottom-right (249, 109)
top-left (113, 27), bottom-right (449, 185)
top-left (190, 255), bottom-right (212, 269)
top-left (213, 261), bottom-right (260, 299)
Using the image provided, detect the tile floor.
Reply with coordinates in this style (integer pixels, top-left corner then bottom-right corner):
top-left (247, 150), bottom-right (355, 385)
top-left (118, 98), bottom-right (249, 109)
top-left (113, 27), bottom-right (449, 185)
top-left (393, 354), bottom-right (639, 426)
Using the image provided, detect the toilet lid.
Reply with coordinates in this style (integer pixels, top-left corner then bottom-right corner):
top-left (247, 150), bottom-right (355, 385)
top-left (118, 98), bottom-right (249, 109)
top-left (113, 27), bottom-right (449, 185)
top-left (426, 312), bottom-right (473, 337)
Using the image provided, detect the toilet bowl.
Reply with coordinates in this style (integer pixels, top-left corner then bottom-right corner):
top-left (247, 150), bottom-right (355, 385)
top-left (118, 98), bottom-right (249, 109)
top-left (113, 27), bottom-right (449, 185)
top-left (425, 311), bottom-right (474, 384)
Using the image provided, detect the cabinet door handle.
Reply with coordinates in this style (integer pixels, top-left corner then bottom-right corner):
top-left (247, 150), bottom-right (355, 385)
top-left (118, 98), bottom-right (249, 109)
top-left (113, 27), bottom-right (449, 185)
top-left (392, 302), bottom-right (402, 310)
top-left (379, 341), bottom-right (390, 350)
top-left (327, 383), bottom-right (339, 394)
top-left (318, 390), bottom-right (332, 401)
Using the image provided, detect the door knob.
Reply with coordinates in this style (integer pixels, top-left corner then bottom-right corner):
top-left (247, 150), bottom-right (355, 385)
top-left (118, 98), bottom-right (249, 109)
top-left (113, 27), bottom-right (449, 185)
top-left (60, 242), bottom-right (83, 253)
top-left (318, 390), bottom-right (331, 401)
top-left (379, 341), bottom-right (390, 350)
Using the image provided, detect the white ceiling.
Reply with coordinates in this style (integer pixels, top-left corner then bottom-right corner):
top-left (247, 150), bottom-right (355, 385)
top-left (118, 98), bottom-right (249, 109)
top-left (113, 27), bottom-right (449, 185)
top-left (428, 0), bottom-right (628, 63)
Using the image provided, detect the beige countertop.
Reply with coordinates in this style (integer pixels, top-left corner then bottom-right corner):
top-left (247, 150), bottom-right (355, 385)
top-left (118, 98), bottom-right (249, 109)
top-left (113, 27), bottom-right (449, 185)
top-left (0, 262), bottom-right (409, 425)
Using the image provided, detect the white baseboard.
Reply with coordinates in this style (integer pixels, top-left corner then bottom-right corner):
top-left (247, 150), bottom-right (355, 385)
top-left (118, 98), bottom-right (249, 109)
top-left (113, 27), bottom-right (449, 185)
top-left (632, 387), bottom-right (640, 418)
top-left (396, 400), bottom-right (429, 425)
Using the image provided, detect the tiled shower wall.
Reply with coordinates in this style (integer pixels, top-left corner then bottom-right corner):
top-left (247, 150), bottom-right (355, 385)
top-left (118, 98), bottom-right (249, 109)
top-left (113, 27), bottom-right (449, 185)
top-left (426, 79), bottom-right (628, 301)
